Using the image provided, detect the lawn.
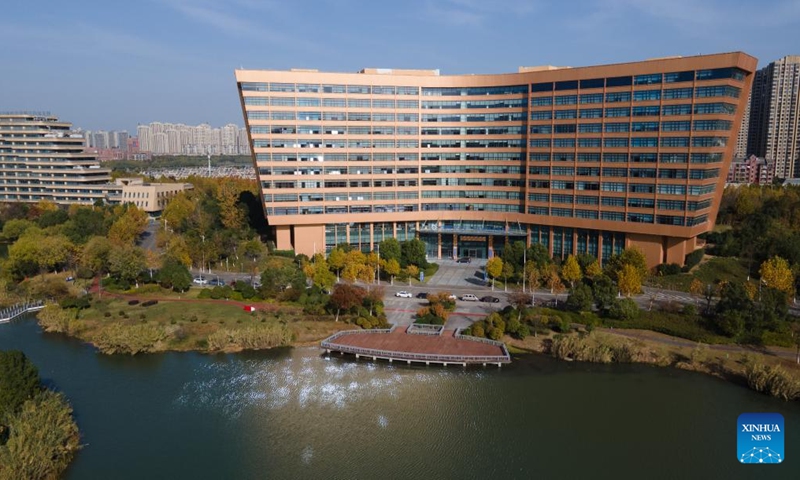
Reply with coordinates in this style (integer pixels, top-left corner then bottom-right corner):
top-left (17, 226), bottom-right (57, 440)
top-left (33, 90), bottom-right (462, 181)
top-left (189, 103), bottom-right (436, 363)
top-left (59, 294), bottom-right (346, 354)
top-left (648, 256), bottom-right (749, 292)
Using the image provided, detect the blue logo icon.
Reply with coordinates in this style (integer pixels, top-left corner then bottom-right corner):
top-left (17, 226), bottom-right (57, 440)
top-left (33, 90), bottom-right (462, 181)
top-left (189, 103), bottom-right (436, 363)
top-left (737, 413), bottom-right (784, 464)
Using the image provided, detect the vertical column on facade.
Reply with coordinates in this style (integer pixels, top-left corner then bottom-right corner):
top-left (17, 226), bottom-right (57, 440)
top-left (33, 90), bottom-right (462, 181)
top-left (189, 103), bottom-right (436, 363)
top-left (437, 233), bottom-right (442, 259)
top-left (488, 235), bottom-right (494, 258)
top-left (526, 226), bottom-right (531, 248)
top-left (369, 223), bottom-right (374, 252)
top-left (548, 228), bottom-right (555, 259)
top-left (453, 234), bottom-right (458, 260)
top-left (572, 229), bottom-right (578, 257)
top-left (597, 232), bottom-right (604, 265)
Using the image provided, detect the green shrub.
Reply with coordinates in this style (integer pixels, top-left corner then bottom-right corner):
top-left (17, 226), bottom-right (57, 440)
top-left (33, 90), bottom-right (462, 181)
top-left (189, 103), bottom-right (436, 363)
top-left (656, 263), bottom-right (682, 276)
top-left (128, 299), bottom-right (140, 306)
top-left (197, 289), bottom-right (212, 299)
top-left (683, 249), bottom-right (704, 272)
top-left (59, 296), bottom-right (90, 310)
top-left (141, 300), bottom-right (158, 307)
top-left (609, 298), bottom-right (639, 321)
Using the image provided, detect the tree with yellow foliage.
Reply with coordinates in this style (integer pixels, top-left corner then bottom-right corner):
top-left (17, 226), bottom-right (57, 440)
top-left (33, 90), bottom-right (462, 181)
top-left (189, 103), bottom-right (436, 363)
top-left (107, 206), bottom-right (147, 245)
top-left (485, 257), bottom-right (503, 291)
top-left (585, 260), bottom-right (603, 278)
top-left (759, 256), bottom-right (795, 298)
top-left (405, 264), bottom-right (419, 286)
top-left (561, 255), bottom-right (582, 288)
top-left (617, 263), bottom-right (642, 296)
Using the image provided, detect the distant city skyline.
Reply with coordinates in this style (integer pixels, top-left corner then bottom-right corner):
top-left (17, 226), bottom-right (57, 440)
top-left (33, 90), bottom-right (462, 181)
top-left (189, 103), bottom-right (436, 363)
top-left (1, 0), bottom-right (799, 132)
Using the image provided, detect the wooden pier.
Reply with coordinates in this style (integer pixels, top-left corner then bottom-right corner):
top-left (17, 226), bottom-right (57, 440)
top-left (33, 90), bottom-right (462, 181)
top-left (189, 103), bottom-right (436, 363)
top-left (321, 325), bottom-right (511, 367)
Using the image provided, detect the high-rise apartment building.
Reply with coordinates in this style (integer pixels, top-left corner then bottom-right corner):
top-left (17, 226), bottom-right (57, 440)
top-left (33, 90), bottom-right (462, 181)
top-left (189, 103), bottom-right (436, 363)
top-left (0, 113), bottom-right (122, 204)
top-left (236, 52), bottom-right (756, 268)
top-left (745, 55), bottom-right (800, 178)
top-left (135, 121), bottom-right (250, 156)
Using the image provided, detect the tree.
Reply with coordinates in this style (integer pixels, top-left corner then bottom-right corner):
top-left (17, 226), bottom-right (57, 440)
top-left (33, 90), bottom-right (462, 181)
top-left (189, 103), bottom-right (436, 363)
top-left (609, 298), bottom-right (639, 321)
top-left (501, 240), bottom-right (526, 270)
top-left (164, 234), bottom-right (192, 267)
top-left (617, 264), bottom-right (642, 296)
top-left (7, 234), bottom-right (44, 277)
top-left (485, 257), bottom-right (503, 291)
top-left (561, 255), bottom-right (582, 288)
top-left (383, 258), bottom-right (400, 285)
top-left (365, 252), bottom-right (380, 283)
top-left (38, 235), bottom-right (74, 273)
top-left (0, 350), bottom-right (40, 421)
top-left (1, 219), bottom-right (36, 241)
top-left (689, 278), bottom-right (704, 301)
top-left (508, 291), bottom-right (533, 320)
top-left (401, 238), bottom-right (428, 268)
top-left (544, 264), bottom-right (562, 294)
top-left (606, 247), bottom-right (648, 281)
top-left (81, 236), bottom-right (113, 276)
top-left (327, 248), bottom-right (346, 282)
top-left (502, 262), bottom-right (514, 291)
top-left (161, 193), bottom-right (195, 233)
top-left (62, 207), bottom-right (107, 244)
top-left (378, 238), bottom-right (401, 264)
top-left (108, 244), bottom-right (146, 286)
top-left (260, 258), bottom-right (299, 297)
top-left (585, 259), bottom-right (603, 278)
top-left (524, 262), bottom-right (541, 294)
top-left (566, 284), bottom-right (594, 312)
top-left (216, 179), bottom-right (247, 231)
top-left (527, 243), bottom-right (552, 269)
top-left (329, 284), bottom-right (367, 322)
top-left (107, 206), bottom-right (147, 245)
top-left (405, 264), bottom-right (419, 286)
top-left (156, 260), bottom-right (192, 292)
top-left (760, 256), bottom-right (795, 299)
top-left (304, 256), bottom-right (336, 290)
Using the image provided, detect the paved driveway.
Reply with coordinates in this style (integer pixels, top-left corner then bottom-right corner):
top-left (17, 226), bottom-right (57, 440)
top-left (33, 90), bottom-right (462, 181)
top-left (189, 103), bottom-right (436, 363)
top-left (426, 262), bottom-right (488, 289)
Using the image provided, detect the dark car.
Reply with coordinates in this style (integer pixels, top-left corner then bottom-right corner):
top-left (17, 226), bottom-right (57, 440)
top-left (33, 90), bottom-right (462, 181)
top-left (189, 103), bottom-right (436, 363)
top-left (456, 257), bottom-right (472, 264)
top-left (480, 296), bottom-right (500, 303)
top-left (416, 292), bottom-right (429, 299)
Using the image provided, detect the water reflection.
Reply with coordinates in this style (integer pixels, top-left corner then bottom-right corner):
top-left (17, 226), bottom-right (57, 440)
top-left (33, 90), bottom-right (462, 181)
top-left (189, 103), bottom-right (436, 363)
top-left (174, 350), bottom-right (464, 418)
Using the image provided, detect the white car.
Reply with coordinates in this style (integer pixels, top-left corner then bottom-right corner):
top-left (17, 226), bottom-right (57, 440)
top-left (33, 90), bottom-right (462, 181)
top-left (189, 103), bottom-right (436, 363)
top-left (461, 294), bottom-right (479, 301)
top-left (395, 291), bottom-right (413, 298)
top-left (193, 277), bottom-right (208, 285)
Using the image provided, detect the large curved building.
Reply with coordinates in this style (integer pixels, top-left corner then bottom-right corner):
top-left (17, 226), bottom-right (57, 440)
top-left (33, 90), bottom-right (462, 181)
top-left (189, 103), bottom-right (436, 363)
top-left (236, 52), bottom-right (756, 267)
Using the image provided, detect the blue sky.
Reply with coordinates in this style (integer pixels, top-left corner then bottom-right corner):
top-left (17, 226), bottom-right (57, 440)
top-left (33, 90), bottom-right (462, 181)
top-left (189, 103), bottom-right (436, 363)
top-left (1, 0), bottom-right (798, 133)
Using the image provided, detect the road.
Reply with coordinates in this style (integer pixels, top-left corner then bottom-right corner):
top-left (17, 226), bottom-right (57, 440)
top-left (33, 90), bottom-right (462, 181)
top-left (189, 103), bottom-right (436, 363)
top-left (138, 219), bottom-right (160, 253)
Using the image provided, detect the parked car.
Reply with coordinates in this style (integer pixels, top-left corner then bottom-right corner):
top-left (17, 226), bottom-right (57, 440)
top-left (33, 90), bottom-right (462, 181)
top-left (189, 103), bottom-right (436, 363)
top-left (208, 278), bottom-right (225, 286)
top-left (461, 294), bottom-right (479, 301)
top-left (395, 291), bottom-right (413, 298)
top-left (192, 276), bottom-right (208, 285)
top-left (416, 292), bottom-right (429, 299)
top-left (480, 296), bottom-right (500, 303)
top-left (456, 257), bottom-right (472, 264)
top-left (447, 294), bottom-right (457, 301)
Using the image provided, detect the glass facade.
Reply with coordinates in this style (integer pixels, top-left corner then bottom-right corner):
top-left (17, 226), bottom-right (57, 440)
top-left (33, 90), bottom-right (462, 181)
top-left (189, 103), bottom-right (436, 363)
top-left (239, 54), bottom-right (755, 266)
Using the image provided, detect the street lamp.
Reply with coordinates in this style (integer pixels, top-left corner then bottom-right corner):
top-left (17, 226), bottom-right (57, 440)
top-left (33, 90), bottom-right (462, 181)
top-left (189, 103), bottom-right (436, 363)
top-left (200, 235), bottom-right (205, 275)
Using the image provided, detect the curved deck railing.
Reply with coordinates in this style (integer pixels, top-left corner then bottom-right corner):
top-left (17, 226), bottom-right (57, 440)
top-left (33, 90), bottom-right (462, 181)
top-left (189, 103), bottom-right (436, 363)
top-left (407, 324), bottom-right (443, 336)
top-left (0, 300), bottom-right (46, 324)
top-left (322, 327), bottom-right (511, 364)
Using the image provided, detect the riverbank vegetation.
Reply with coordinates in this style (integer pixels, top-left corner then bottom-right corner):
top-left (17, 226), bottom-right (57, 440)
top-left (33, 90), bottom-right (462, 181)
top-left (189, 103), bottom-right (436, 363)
top-left (37, 294), bottom-right (347, 354)
top-left (0, 350), bottom-right (81, 479)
